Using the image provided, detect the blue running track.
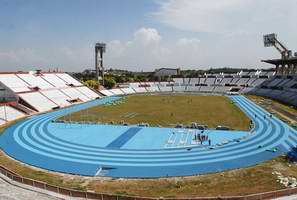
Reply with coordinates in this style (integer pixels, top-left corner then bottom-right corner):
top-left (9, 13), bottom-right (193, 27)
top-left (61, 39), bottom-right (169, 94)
top-left (0, 95), bottom-right (297, 178)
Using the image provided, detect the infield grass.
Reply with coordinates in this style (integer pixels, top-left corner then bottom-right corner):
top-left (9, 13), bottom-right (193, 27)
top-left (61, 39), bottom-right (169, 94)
top-left (64, 94), bottom-right (250, 131)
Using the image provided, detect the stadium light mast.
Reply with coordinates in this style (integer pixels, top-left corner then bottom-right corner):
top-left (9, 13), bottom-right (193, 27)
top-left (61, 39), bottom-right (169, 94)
top-left (95, 43), bottom-right (106, 86)
top-left (263, 33), bottom-right (292, 59)
top-left (263, 33), bottom-right (297, 75)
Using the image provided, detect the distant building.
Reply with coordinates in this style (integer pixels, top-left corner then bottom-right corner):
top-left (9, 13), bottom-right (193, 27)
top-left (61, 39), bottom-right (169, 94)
top-left (154, 68), bottom-right (180, 77)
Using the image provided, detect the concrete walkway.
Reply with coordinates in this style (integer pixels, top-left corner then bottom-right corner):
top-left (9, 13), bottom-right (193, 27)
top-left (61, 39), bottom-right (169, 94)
top-left (0, 173), bottom-right (84, 200)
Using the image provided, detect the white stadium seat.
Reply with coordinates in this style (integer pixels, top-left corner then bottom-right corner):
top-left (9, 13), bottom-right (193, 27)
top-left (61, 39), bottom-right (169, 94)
top-left (56, 73), bottom-right (83, 86)
top-left (40, 89), bottom-right (72, 107)
top-left (61, 88), bottom-right (90, 102)
top-left (19, 92), bottom-right (58, 112)
top-left (186, 85), bottom-right (200, 92)
top-left (109, 88), bottom-right (125, 95)
top-left (0, 74), bottom-right (31, 93)
top-left (132, 87), bottom-right (147, 93)
top-left (0, 106), bottom-right (25, 121)
top-left (146, 86), bottom-right (160, 92)
top-left (16, 74), bottom-right (54, 90)
top-left (41, 74), bottom-right (68, 88)
top-left (100, 90), bottom-right (115, 96)
top-left (0, 119), bottom-right (6, 126)
top-left (121, 88), bottom-right (136, 94)
top-left (159, 86), bottom-right (172, 92)
top-left (76, 86), bottom-right (100, 99)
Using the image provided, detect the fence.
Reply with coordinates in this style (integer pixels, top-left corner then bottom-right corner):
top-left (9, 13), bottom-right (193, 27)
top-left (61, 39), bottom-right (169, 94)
top-left (0, 164), bottom-right (297, 200)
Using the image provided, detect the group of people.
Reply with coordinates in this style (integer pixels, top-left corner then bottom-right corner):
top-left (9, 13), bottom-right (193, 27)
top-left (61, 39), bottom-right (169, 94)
top-left (194, 132), bottom-right (211, 146)
top-left (254, 113), bottom-right (273, 120)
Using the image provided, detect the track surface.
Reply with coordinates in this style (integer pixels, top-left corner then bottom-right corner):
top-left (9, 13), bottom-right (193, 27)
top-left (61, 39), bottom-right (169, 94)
top-left (1, 95), bottom-right (297, 178)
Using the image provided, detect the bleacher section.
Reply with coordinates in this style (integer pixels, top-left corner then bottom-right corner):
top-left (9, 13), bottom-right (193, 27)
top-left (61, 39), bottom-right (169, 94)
top-left (41, 73), bottom-right (68, 88)
top-left (56, 73), bottom-right (83, 86)
top-left (248, 75), bottom-right (297, 107)
top-left (100, 90), bottom-right (115, 96)
top-left (0, 106), bottom-right (25, 122)
top-left (40, 90), bottom-right (71, 107)
top-left (61, 88), bottom-right (90, 102)
top-left (0, 119), bottom-right (5, 126)
top-left (109, 88), bottom-right (125, 95)
top-left (95, 73), bottom-right (273, 97)
top-left (0, 74), bottom-right (31, 93)
top-left (96, 71), bottom-right (286, 106)
top-left (173, 83), bottom-right (186, 92)
top-left (0, 72), bottom-right (101, 124)
top-left (76, 86), bottom-right (100, 99)
top-left (146, 86), bottom-right (159, 92)
top-left (131, 87), bottom-right (147, 93)
top-left (16, 73), bottom-right (54, 90)
top-left (120, 88), bottom-right (136, 95)
top-left (5, 70), bottom-right (292, 126)
top-left (19, 92), bottom-right (58, 112)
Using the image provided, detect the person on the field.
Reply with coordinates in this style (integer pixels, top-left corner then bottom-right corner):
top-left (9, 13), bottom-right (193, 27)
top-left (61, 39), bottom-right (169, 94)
top-left (208, 139), bottom-right (211, 146)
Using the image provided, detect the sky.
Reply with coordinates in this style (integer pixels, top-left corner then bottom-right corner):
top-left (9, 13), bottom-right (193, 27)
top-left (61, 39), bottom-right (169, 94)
top-left (0, 0), bottom-right (297, 72)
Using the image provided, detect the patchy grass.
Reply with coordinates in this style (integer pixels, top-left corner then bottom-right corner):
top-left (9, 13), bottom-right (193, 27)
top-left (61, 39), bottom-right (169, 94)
top-left (88, 156), bottom-right (297, 198)
top-left (1, 150), bottom-right (296, 197)
top-left (64, 95), bottom-right (250, 131)
top-left (246, 95), bottom-right (297, 129)
top-left (247, 95), bottom-right (297, 115)
top-left (0, 151), bottom-right (88, 191)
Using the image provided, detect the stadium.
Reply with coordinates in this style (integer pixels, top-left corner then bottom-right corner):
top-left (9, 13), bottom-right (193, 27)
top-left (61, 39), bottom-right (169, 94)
top-left (0, 34), bottom-right (297, 198)
top-left (0, 2), bottom-right (297, 197)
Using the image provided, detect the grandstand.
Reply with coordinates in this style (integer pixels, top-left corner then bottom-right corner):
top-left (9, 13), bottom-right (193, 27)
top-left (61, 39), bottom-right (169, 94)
top-left (248, 75), bottom-right (297, 107)
top-left (94, 70), bottom-right (297, 110)
top-left (98, 70), bottom-right (276, 96)
top-left (0, 71), bottom-right (100, 126)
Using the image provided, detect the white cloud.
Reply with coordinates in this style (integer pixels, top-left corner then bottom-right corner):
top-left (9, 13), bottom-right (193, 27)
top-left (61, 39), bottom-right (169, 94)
top-left (0, 46), bottom-right (93, 72)
top-left (105, 27), bottom-right (209, 71)
top-left (0, 48), bottom-right (47, 70)
top-left (154, 0), bottom-right (297, 34)
top-left (133, 27), bottom-right (162, 46)
top-left (178, 38), bottom-right (200, 46)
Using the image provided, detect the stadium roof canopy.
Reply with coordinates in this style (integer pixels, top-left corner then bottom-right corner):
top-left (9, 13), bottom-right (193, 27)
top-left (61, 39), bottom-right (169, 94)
top-left (262, 57), bottom-right (297, 65)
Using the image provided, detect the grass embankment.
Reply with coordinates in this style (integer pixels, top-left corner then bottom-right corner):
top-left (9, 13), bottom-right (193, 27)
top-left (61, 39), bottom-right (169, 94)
top-left (247, 95), bottom-right (297, 129)
top-left (65, 95), bottom-right (250, 131)
top-left (88, 156), bottom-right (296, 197)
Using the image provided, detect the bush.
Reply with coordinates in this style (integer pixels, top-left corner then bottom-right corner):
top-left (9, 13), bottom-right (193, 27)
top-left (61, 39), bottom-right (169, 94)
top-left (104, 77), bottom-right (116, 89)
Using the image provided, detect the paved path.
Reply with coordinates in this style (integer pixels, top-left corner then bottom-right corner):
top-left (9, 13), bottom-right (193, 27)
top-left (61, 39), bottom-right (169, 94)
top-left (0, 176), bottom-right (62, 200)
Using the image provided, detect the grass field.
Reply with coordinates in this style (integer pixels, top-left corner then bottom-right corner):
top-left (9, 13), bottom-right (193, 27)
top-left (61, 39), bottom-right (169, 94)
top-left (64, 94), bottom-right (250, 131)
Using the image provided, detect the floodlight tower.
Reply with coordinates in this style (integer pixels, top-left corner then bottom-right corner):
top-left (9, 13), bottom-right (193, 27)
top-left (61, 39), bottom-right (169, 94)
top-left (263, 33), bottom-right (292, 59)
top-left (263, 33), bottom-right (297, 75)
top-left (95, 43), bottom-right (106, 85)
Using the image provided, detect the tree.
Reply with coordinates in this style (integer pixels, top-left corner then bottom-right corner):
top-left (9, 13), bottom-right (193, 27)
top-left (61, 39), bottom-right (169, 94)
top-left (104, 77), bottom-right (116, 89)
top-left (82, 80), bottom-right (98, 89)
